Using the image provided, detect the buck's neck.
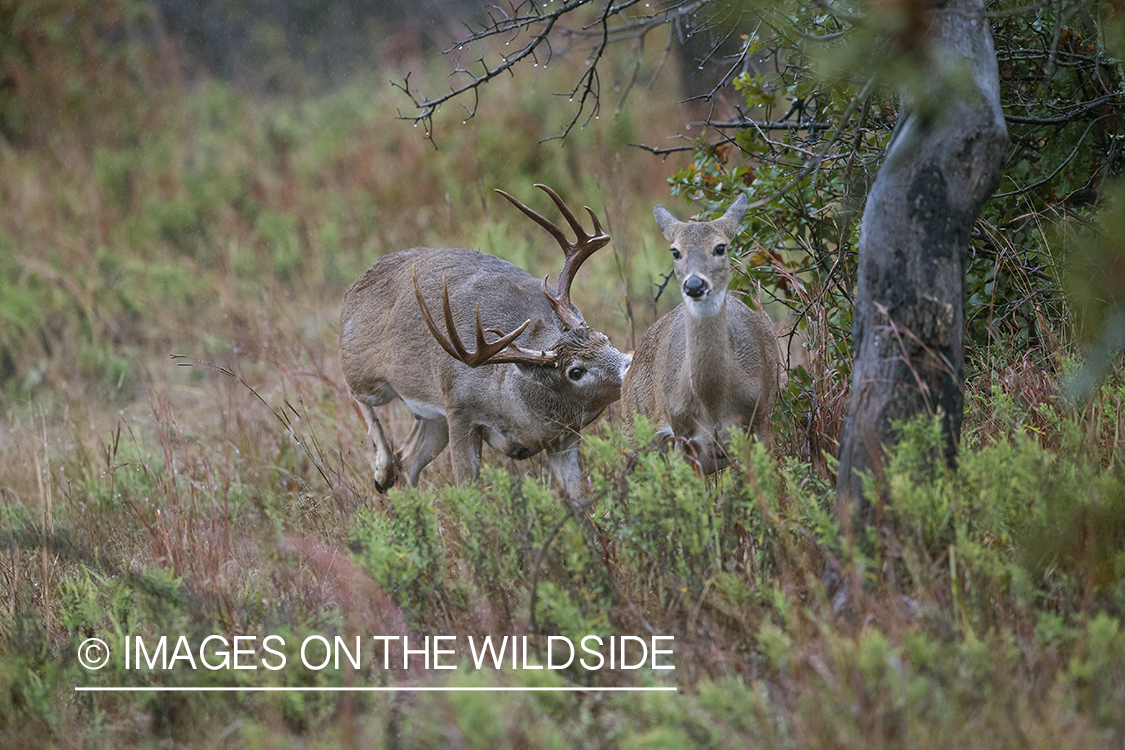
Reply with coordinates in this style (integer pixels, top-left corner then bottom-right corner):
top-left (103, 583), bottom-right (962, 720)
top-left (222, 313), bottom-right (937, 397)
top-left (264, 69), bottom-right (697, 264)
top-left (679, 292), bottom-right (734, 399)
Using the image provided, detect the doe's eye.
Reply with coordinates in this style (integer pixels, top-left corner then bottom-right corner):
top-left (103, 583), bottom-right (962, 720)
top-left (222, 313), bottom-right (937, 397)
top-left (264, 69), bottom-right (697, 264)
top-left (714, 243), bottom-right (727, 256)
top-left (670, 247), bottom-right (681, 260)
top-left (567, 367), bottom-right (587, 381)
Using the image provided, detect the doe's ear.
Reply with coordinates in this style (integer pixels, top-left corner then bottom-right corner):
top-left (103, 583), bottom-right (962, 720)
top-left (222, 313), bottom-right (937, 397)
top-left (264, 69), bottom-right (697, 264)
top-left (718, 193), bottom-right (749, 233)
top-left (653, 205), bottom-right (679, 238)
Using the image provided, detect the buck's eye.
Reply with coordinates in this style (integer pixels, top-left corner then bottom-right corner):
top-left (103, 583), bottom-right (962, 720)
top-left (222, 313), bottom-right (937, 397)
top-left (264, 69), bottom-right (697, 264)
top-left (567, 367), bottom-right (587, 381)
top-left (714, 243), bottom-right (727, 256)
top-left (670, 247), bottom-right (681, 260)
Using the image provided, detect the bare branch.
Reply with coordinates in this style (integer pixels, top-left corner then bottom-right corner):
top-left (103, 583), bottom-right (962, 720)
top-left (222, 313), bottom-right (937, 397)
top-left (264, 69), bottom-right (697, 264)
top-left (705, 118), bottom-right (835, 131)
top-left (395, 0), bottom-right (698, 141)
top-left (994, 114), bottom-right (1114, 198)
top-left (1002, 93), bottom-right (1122, 125)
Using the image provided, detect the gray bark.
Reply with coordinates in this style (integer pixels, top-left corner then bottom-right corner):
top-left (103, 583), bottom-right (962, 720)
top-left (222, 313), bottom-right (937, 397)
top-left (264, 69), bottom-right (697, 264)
top-left (835, 0), bottom-right (1009, 523)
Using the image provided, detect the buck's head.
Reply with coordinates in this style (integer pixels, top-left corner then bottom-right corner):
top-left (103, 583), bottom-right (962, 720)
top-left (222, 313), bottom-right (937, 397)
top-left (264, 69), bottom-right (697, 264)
top-left (414, 184), bottom-right (631, 418)
top-left (654, 193), bottom-right (749, 318)
top-left (520, 323), bottom-right (630, 417)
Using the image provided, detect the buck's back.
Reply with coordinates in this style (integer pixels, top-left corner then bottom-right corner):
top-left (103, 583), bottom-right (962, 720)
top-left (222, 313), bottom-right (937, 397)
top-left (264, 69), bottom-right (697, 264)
top-left (340, 248), bottom-right (567, 396)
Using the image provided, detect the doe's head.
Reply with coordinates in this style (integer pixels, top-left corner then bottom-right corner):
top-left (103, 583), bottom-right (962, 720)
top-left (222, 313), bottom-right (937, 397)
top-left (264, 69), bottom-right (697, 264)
top-left (653, 194), bottom-right (748, 318)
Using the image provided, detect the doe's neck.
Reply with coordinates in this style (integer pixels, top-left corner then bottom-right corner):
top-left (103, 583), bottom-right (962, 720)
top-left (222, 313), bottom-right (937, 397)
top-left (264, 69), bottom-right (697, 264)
top-left (680, 292), bottom-right (734, 396)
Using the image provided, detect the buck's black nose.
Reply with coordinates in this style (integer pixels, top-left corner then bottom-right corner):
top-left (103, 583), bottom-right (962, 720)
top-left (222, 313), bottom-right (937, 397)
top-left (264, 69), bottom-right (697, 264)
top-left (683, 275), bottom-right (707, 299)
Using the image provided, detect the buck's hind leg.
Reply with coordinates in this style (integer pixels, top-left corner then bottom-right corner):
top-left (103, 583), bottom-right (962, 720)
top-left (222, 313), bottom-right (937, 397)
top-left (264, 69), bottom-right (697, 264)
top-left (353, 393), bottom-right (401, 493)
top-left (400, 415), bottom-right (449, 487)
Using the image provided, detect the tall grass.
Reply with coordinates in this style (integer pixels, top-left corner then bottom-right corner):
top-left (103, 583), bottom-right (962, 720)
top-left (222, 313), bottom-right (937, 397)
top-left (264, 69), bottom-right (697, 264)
top-left (0, 56), bottom-right (683, 407)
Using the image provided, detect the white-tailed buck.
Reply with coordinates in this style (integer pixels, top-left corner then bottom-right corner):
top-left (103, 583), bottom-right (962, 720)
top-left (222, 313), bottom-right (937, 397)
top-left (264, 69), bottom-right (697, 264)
top-left (340, 184), bottom-right (630, 504)
top-left (622, 194), bottom-right (779, 473)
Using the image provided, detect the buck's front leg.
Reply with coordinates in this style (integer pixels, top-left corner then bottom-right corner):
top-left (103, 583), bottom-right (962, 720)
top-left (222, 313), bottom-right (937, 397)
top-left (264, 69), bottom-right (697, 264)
top-left (546, 433), bottom-right (588, 512)
top-left (447, 409), bottom-right (484, 484)
top-left (354, 397), bottom-right (400, 493)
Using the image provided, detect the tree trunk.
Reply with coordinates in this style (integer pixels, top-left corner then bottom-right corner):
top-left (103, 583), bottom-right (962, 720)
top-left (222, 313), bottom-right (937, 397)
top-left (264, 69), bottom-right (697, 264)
top-left (835, 0), bottom-right (1008, 525)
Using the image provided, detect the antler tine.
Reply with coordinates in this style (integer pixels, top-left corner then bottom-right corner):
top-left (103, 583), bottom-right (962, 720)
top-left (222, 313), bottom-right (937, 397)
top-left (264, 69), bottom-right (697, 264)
top-left (414, 266), bottom-right (463, 361)
top-left (440, 277), bottom-right (475, 362)
top-left (494, 186), bottom-right (610, 261)
top-left (540, 185), bottom-right (610, 330)
top-left (412, 264), bottom-right (558, 368)
top-left (532, 183), bottom-right (596, 244)
top-left (496, 184), bottom-right (611, 331)
top-left (494, 188), bottom-right (570, 250)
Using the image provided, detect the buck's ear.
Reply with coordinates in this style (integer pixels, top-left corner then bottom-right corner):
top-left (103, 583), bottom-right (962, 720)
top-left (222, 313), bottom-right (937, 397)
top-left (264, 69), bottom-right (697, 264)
top-left (719, 193), bottom-right (749, 233)
top-left (654, 205), bottom-right (679, 237)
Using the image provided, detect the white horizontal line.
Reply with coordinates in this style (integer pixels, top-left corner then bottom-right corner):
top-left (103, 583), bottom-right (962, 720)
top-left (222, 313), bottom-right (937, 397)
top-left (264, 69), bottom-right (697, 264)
top-left (75, 686), bottom-right (677, 693)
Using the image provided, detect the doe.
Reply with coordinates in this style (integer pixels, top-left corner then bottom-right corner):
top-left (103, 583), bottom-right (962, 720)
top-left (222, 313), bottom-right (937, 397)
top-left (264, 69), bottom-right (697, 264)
top-left (621, 194), bottom-right (779, 473)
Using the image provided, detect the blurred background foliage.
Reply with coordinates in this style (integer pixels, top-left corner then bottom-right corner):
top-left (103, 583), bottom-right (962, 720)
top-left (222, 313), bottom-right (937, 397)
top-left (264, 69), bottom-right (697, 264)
top-left (0, 0), bottom-right (680, 408)
top-left (2, 0), bottom-right (1125, 747)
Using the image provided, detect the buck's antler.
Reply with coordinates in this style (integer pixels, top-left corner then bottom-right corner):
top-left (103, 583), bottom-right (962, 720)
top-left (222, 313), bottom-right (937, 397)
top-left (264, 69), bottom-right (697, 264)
top-left (495, 183), bottom-right (610, 331)
top-left (412, 266), bottom-right (558, 368)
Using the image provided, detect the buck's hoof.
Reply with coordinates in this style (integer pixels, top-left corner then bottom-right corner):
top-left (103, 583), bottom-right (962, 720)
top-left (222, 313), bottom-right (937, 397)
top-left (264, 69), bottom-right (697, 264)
top-left (373, 455), bottom-right (400, 494)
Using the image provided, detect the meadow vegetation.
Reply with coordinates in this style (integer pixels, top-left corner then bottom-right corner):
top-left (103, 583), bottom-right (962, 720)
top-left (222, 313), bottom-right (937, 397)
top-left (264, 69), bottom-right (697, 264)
top-left (2, 3), bottom-right (1125, 748)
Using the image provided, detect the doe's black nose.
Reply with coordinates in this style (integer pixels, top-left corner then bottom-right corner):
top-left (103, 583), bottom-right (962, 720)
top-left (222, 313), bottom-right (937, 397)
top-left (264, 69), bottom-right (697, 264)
top-left (683, 275), bottom-right (707, 299)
